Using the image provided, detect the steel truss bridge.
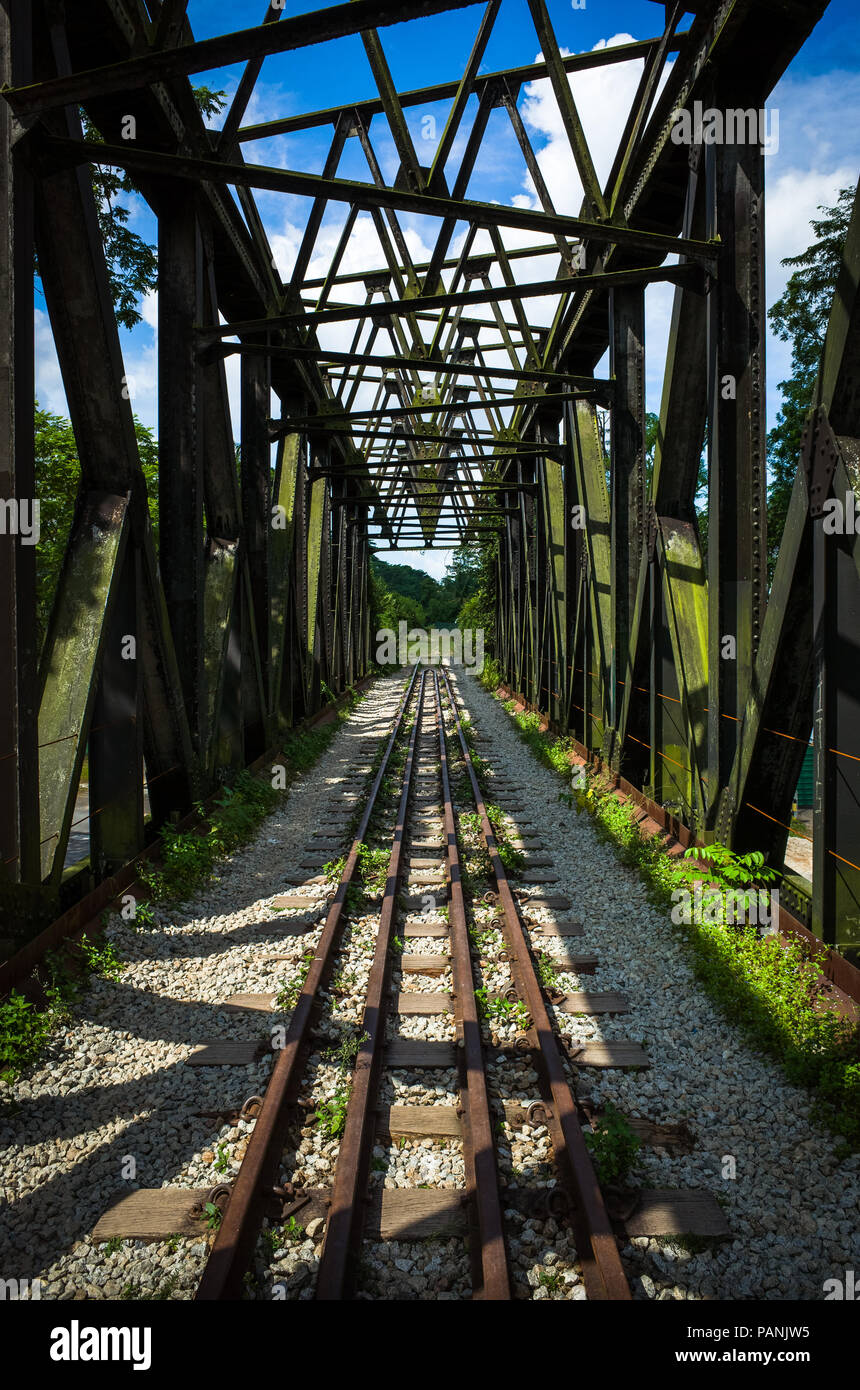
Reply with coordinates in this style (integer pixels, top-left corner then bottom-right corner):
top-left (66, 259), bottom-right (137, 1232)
top-left (1, 0), bottom-right (858, 964)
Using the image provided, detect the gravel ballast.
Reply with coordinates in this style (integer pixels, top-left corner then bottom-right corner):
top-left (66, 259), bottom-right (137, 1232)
top-left (1, 664), bottom-right (857, 1303)
top-left (449, 668), bottom-right (860, 1301)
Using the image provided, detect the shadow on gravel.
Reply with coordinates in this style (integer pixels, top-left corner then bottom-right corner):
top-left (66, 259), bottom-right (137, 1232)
top-left (0, 980), bottom-right (301, 1282)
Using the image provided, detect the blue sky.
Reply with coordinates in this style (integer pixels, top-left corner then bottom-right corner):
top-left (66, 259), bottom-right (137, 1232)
top-left (35, 0), bottom-right (860, 580)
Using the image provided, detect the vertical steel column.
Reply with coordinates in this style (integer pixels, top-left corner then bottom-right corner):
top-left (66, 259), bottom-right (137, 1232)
top-left (0, 0), bottom-right (38, 888)
top-left (240, 350), bottom-right (271, 756)
top-left (533, 449), bottom-right (549, 712)
top-left (538, 410), bottom-right (566, 728)
top-left (811, 507), bottom-right (860, 955)
top-left (608, 286), bottom-right (646, 768)
top-left (159, 194), bottom-right (205, 757)
top-left (89, 547), bottom-right (143, 878)
top-left (705, 130), bottom-right (767, 831)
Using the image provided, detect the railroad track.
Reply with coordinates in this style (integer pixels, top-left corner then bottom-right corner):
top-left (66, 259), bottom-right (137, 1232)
top-left (191, 665), bottom-right (630, 1301)
top-left (2, 665), bottom-right (642, 1301)
top-left (2, 663), bottom-right (745, 1302)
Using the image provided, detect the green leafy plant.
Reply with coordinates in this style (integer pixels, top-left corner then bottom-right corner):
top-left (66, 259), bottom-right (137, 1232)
top-left (322, 1028), bottom-right (367, 1071)
top-left (78, 934), bottom-right (124, 981)
top-left (129, 901), bottom-right (157, 929)
top-left (536, 952), bottom-right (560, 991)
top-left (0, 930), bottom-right (128, 1081)
top-left (276, 954), bottom-right (312, 1011)
top-left (474, 986), bottom-right (529, 1031)
top-left (214, 1144), bottom-right (230, 1174)
top-left (330, 966), bottom-right (357, 997)
top-left (357, 842), bottom-right (390, 896)
top-left (202, 1202), bottom-right (223, 1232)
top-left (584, 1104), bottom-right (641, 1186)
top-left (315, 1088), bottom-right (350, 1140)
top-left (322, 855), bottom-right (346, 885)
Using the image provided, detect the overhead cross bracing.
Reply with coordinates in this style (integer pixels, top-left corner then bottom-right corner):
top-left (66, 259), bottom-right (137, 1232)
top-left (3, 0), bottom-right (860, 974)
top-left (10, 0), bottom-right (718, 554)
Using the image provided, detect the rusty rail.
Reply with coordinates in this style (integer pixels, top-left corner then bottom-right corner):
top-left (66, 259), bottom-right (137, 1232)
top-left (432, 668), bottom-right (511, 1298)
top-left (315, 668), bottom-right (427, 1298)
top-left (440, 668), bottom-right (631, 1301)
top-left (196, 665), bottom-right (420, 1300)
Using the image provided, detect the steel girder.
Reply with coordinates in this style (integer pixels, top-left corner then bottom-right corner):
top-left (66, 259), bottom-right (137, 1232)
top-left (2, 0), bottom-right (856, 971)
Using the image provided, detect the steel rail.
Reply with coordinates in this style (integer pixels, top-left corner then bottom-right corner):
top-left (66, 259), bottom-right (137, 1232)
top-left (315, 669), bottom-right (427, 1299)
top-left (195, 666), bottom-right (420, 1300)
top-left (432, 668), bottom-right (511, 1299)
top-left (439, 668), bottom-right (632, 1301)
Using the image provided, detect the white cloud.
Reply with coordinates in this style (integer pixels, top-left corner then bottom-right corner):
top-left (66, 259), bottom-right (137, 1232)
top-left (519, 35), bottom-right (664, 216)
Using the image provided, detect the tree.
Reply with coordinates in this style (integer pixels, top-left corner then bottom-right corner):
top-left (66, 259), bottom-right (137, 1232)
top-left (766, 186), bottom-right (854, 580)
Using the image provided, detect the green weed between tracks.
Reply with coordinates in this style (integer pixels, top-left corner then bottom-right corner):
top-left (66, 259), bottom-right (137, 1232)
top-left (478, 668), bottom-right (860, 1151)
top-left (584, 1103), bottom-right (642, 1186)
top-left (1, 687), bottom-right (367, 1084)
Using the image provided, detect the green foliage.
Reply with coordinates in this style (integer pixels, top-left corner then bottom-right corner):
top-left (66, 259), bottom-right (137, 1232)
top-left (479, 657), bottom-right (503, 691)
top-left (276, 953), bottom-right (313, 1011)
top-left (261, 1215), bottom-right (305, 1258)
top-left (314, 1026), bottom-right (369, 1140)
top-left (78, 934), bottom-right (124, 981)
top-left (120, 1274), bottom-right (180, 1301)
top-left (75, 111), bottom-right (159, 330)
top-left (322, 855), bottom-right (346, 884)
top-left (584, 1104), bottom-right (641, 1186)
top-left (474, 986), bottom-right (530, 1031)
top-left (766, 188), bottom-right (853, 581)
top-left (356, 842), bottom-right (390, 896)
top-left (0, 992), bottom-right (55, 1081)
top-left (129, 901), bottom-right (157, 929)
top-left (469, 922), bottom-right (501, 954)
top-left (371, 552), bottom-right (484, 632)
top-left (536, 952), bottom-right (560, 990)
top-left (330, 965), bottom-right (357, 998)
top-left (1, 929), bottom-right (127, 1082)
top-left (315, 1088), bottom-right (350, 1140)
top-left (139, 770), bottom-right (279, 903)
top-left (321, 1027), bottom-right (367, 1072)
top-left (202, 1201), bottom-right (223, 1232)
top-left (504, 704), bottom-right (576, 781)
top-left (494, 686), bottom-right (860, 1148)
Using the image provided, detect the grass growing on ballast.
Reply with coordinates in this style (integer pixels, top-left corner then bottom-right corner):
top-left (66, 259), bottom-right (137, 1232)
top-left (478, 670), bottom-right (860, 1152)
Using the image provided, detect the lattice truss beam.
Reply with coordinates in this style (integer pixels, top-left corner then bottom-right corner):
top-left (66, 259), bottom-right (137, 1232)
top-left (11, 0), bottom-right (718, 553)
top-left (2, 0), bottom-right (859, 962)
